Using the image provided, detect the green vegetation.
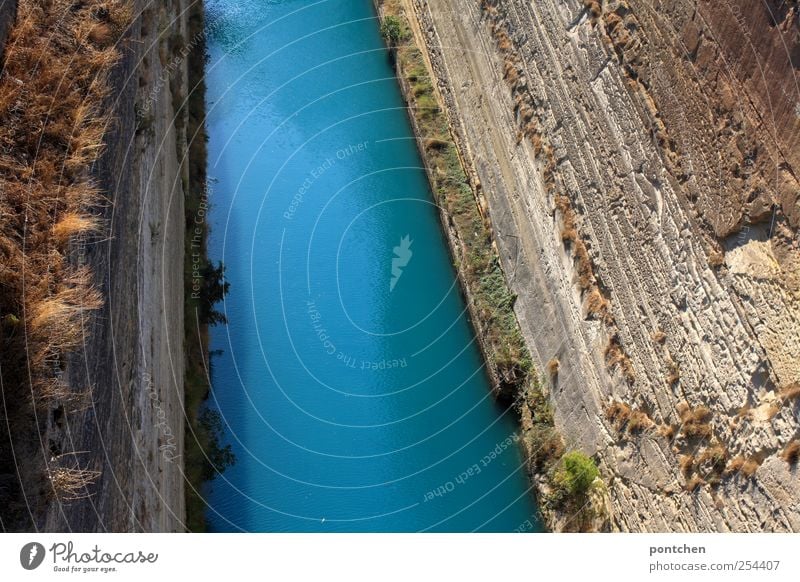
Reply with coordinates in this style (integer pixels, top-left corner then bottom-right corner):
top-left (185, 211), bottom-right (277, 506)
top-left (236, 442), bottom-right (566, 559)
top-left (380, 15), bottom-right (405, 46)
top-left (384, 11), bottom-right (531, 391)
top-left (182, 2), bottom-right (235, 532)
top-left (553, 451), bottom-right (599, 498)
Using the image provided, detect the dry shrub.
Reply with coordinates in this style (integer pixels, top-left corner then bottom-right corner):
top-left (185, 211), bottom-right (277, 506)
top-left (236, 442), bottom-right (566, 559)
top-left (725, 456), bottom-right (760, 478)
top-left (546, 357), bottom-right (559, 378)
top-left (678, 402), bottom-right (713, 439)
top-left (685, 475), bottom-right (704, 492)
top-left (651, 330), bottom-right (666, 343)
top-left (530, 132), bottom-right (543, 156)
top-left (496, 29), bottom-right (512, 53)
top-left (781, 440), bottom-right (800, 466)
top-left (574, 240), bottom-right (593, 291)
top-left (583, 0), bottom-right (602, 19)
top-left (606, 400), bottom-right (651, 434)
top-left (48, 466), bottom-right (101, 500)
top-left (666, 359), bottom-right (680, 386)
top-left (605, 335), bottom-right (636, 384)
top-left (679, 454), bottom-right (694, 477)
top-left (708, 250), bottom-right (725, 268)
top-left (697, 444), bottom-right (728, 472)
top-left (657, 423), bottom-right (676, 439)
top-left (606, 400), bottom-right (632, 430)
top-left (555, 194), bottom-right (577, 243)
top-left (0, 0), bottom-right (127, 389)
top-left (627, 410), bottom-right (651, 433)
top-left (780, 383), bottom-right (800, 403)
top-left (503, 59), bottom-right (519, 85)
top-left (585, 287), bottom-right (608, 318)
top-left (527, 424), bottom-right (565, 471)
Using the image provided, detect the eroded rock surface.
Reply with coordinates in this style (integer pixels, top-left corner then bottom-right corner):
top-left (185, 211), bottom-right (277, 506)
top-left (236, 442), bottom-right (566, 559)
top-left (406, 0), bottom-right (800, 531)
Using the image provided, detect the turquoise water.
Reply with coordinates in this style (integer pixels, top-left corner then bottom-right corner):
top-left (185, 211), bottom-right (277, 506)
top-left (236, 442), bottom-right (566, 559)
top-left (203, 0), bottom-right (541, 532)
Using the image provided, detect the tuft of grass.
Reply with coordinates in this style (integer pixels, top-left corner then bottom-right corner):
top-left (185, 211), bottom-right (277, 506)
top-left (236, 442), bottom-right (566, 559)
top-left (666, 359), bottom-right (680, 386)
top-left (697, 444), bottom-right (728, 473)
top-left (781, 440), bottom-right (800, 466)
top-left (605, 335), bottom-right (636, 384)
top-left (685, 474), bottom-right (704, 492)
top-left (583, 0), bottom-right (602, 19)
top-left (725, 455), bottom-right (760, 478)
top-left (657, 423), bottom-right (676, 439)
top-left (546, 357), bottom-right (560, 378)
top-left (780, 383), bottom-right (800, 403)
top-left (52, 213), bottom-right (100, 245)
top-left (708, 250), bottom-right (725, 268)
top-left (48, 464), bottom-right (101, 501)
top-left (679, 455), bottom-right (694, 477)
top-left (677, 402), bottom-right (714, 440)
top-left (605, 400), bottom-right (651, 434)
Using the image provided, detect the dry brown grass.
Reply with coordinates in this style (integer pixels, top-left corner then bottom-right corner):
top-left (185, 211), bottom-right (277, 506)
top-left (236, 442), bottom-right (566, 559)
top-left (627, 410), bottom-right (652, 433)
top-left (685, 474), bottom-right (704, 492)
top-left (657, 423), bottom-right (676, 439)
top-left (48, 465), bottom-right (101, 500)
top-left (708, 250), bottom-right (725, 268)
top-left (585, 287), bottom-right (609, 320)
top-left (546, 357), bottom-right (559, 378)
top-left (679, 454), bottom-right (694, 477)
top-left (574, 240), bottom-right (593, 291)
top-left (52, 212), bottom-right (101, 245)
top-left (651, 329), bottom-right (666, 344)
top-left (666, 359), bottom-right (680, 386)
top-left (781, 440), bottom-right (800, 466)
top-left (605, 335), bottom-right (636, 384)
top-left (0, 1), bottom-right (130, 519)
top-left (0, 0), bottom-right (128, 395)
top-left (725, 456), bottom-right (760, 478)
top-left (677, 402), bottom-right (713, 439)
top-left (780, 383), bottom-right (800, 403)
top-left (605, 400), bottom-right (632, 430)
top-left (697, 444), bottom-right (728, 471)
top-left (605, 400), bottom-right (652, 434)
top-left (583, 0), bottom-right (602, 19)
top-left (556, 194), bottom-right (578, 243)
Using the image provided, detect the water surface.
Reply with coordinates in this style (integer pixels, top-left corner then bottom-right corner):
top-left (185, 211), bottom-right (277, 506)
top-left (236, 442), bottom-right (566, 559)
top-left (204, 0), bottom-right (541, 532)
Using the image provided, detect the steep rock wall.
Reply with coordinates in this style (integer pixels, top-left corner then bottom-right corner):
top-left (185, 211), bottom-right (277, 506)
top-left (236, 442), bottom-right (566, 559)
top-left (408, 0), bottom-right (800, 531)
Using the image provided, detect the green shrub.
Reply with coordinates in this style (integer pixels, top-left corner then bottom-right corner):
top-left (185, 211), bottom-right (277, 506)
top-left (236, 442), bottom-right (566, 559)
top-left (380, 15), bottom-right (405, 46)
top-left (554, 451), bottom-right (599, 497)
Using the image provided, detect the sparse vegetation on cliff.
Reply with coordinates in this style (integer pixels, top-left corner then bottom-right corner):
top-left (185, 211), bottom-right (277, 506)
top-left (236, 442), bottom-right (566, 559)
top-left (380, 15), bottom-right (405, 47)
top-left (378, 0), bottom-right (530, 399)
top-left (181, 1), bottom-right (235, 532)
top-left (377, 0), bottom-right (606, 530)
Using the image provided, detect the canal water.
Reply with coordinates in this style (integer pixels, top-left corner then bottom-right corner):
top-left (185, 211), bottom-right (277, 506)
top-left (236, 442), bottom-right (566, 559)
top-left (203, 0), bottom-right (541, 532)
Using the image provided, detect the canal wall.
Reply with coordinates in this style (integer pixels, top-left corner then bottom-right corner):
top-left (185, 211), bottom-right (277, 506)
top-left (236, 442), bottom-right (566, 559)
top-left (401, 0), bottom-right (800, 532)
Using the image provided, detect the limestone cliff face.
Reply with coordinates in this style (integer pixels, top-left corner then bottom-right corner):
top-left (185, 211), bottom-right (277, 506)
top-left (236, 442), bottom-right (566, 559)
top-left (42, 0), bottom-right (187, 532)
top-left (407, 0), bottom-right (800, 531)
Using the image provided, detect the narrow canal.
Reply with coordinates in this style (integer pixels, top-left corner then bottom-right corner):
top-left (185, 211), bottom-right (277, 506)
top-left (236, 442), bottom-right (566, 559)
top-left (204, 0), bottom-right (541, 532)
